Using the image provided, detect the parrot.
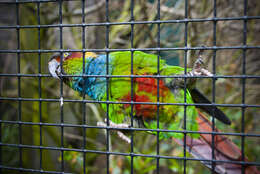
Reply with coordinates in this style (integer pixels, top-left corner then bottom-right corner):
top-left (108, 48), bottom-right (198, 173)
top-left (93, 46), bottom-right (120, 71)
top-left (48, 51), bottom-right (259, 174)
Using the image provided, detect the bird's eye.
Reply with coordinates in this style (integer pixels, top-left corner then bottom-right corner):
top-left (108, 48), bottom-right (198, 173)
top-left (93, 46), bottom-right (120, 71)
top-left (63, 52), bottom-right (70, 58)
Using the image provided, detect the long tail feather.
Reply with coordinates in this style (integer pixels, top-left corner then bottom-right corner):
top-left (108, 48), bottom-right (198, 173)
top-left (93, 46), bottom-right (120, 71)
top-left (174, 111), bottom-right (259, 174)
top-left (190, 88), bottom-right (231, 125)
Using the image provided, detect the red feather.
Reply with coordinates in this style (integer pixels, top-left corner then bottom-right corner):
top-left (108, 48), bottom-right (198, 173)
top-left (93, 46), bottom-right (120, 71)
top-left (122, 77), bottom-right (169, 118)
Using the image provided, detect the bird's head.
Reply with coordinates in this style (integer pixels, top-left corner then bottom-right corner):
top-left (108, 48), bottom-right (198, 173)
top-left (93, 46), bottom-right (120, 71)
top-left (48, 52), bottom-right (70, 79)
top-left (48, 52), bottom-right (98, 79)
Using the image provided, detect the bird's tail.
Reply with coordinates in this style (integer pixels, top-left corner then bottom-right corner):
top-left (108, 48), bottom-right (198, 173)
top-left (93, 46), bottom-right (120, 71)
top-left (174, 111), bottom-right (259, 174)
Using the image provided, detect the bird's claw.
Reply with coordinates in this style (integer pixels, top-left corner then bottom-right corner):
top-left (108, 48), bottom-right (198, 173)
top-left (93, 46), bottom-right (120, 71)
top-left (97, 119), bottom-right (131, 144)
top-left (193, 56), bottom-right (204, 70)
top-left (189, 52), bottom-right (213, 77)
top-left (116, 131), bottom-right (131, 144)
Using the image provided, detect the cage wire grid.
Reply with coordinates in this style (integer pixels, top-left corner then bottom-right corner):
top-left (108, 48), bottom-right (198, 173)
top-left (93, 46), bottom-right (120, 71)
top-left (0, 0), bottom-right (260, 174)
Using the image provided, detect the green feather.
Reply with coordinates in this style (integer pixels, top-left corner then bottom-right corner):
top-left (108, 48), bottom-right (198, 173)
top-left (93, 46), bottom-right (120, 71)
top-left (103, 51), bottom-right (198, 139)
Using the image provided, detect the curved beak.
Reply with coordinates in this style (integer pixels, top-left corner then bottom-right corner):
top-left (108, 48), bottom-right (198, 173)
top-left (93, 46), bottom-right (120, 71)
top-left (48, 59), bottom-right (60, 79)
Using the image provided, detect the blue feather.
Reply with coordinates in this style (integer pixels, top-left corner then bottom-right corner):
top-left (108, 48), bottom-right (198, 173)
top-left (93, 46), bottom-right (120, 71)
top-left (72, 55), bottom-right (112, 100)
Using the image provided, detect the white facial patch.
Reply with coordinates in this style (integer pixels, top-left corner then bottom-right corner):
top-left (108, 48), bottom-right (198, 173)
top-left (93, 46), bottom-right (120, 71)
top-left (48, 59), bottom-right (60, 79)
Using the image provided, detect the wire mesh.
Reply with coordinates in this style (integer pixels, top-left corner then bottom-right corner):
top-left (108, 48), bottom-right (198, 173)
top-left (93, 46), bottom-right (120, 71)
top-left (0, 0), bottom-right (259, 174)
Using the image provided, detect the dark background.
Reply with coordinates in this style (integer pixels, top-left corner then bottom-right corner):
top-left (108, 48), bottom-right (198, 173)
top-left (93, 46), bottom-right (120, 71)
top-left (0, 0), bottom-right (259, 173)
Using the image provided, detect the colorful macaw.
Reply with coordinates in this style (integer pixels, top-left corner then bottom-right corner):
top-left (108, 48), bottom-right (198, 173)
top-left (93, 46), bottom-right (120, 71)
top-left (48, 51), bottom-right (259, 174)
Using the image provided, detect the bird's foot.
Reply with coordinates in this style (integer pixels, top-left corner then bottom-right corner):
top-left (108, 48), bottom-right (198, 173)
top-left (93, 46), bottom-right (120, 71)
top-left (97, 119), bottom-right (131, 144)
top-left (168, 49), bottom-right (213, 89)
top-left (116, 131), bottom-right (131, 144)
top-left (188, 50), bottom-right (213, 77)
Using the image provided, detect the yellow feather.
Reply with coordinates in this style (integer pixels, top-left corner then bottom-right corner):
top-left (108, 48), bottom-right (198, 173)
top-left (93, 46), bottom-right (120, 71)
top-left (85, 52), bottom-right (97, 58)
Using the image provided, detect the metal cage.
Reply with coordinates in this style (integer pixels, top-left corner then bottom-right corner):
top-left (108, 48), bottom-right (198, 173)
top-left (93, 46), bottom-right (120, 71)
top-left (0, 0), bottom-right (259, 173)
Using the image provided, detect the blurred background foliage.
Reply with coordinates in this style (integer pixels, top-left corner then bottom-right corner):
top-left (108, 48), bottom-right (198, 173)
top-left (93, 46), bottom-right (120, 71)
top-left (0, 0), bottom-right (259, 173)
